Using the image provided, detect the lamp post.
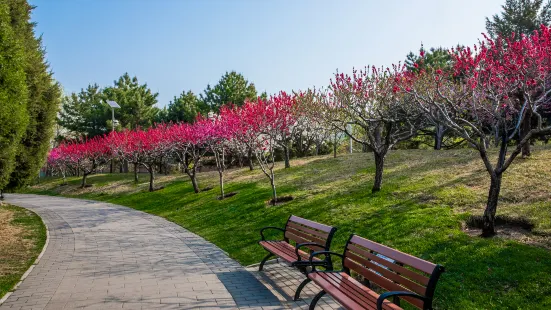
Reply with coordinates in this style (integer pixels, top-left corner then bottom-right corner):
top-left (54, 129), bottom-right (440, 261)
top-left (106, 100), bottom-right (120, 173)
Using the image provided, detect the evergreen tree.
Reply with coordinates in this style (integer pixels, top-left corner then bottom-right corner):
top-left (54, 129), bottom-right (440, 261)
top-left (7, 0), bottom-right (62, 188)
top-left (0, 1), bottom-right (28, 193)
top-left (103, 73), bottom-right (159, 129)
top-left (58, 84), bottom-right (109, 138)
top-left (486, 0), bottom-right (551, 39)
top-left (201, 71), bottom-right (257, 111)
top-left (166, 90), bottom-right (207, 123)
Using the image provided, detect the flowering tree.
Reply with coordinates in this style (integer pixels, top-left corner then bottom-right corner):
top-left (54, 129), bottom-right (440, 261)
top-left (111, 126), bottom-right (170, 192)
top-left (406, 25), bottom-right (551, 236)
top-left (272, 92), bottom-right (298, 168)
top-left (47, 145), bottom-right (73, 185)
top-left (203, 108), bottom-right (237, 199)
top-left (237, 94), bottom-right (295, 204)
top-left (169, 121), bottom-right (208, 193)
top-left (65, 136), bottom-right (111, 188)
top-left (327, 66), bottom-right (422, 192)
top-left (109, 130), bottom-right (141, 183)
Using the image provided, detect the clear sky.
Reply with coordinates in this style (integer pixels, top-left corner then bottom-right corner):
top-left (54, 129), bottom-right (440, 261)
top-left (31, 0), bottom-right (504, 107)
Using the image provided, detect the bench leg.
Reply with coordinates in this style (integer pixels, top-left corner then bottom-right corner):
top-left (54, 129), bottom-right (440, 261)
top-left (259, 252), bottom-right (275, 271)
top-left (294, 277), bottom-right (311, 301)
top-left (309, 290), bottom-right (326, 310)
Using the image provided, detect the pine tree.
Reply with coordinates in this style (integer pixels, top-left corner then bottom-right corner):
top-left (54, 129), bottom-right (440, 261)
top-left (58, 84), bottom-right (109, 138)
top-left (103, 73), bottom-right (159, 129)
top-left (201, 71), bottom-right (258, 112)
top-left (0, 1), bottom-right (28, 193)
top-left (166, 90), bottom-right (207, 123)
top-left (7, 0), bottom-right (62, 188)
top-left (486, 0), bottom-right (551, 39)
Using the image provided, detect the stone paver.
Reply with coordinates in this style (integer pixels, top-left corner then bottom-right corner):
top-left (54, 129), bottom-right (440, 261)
top-left (1, 194), bottom-right (284, 310)
top-left (246, 262), bottom-right (343, 310)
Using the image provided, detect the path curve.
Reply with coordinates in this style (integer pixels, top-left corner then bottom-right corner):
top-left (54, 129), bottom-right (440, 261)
top-left (1, 194), bottom-right (281, 310)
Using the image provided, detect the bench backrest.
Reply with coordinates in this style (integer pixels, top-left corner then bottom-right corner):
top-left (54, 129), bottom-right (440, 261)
top-left (343, 235), bottom-right (444, 309)
top-left (284, 215), bottom-right (336, 251)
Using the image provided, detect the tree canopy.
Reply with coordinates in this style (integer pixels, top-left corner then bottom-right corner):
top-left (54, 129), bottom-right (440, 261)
top-left (200, 71), bottom-right (258, 112)
top-left (486, 0), bottom-right (551, 38)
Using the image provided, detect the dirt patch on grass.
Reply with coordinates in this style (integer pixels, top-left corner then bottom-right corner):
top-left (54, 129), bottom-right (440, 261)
top-left (0, 204), bottom-right (45, 298)
top-left (463, 214), bottom-right (551, 249)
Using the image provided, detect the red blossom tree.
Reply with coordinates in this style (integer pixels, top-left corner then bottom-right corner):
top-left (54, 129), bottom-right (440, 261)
top-left (406, 25), bottom-right (551, 236)
top-left (63, 136), bottom-right (112, 188)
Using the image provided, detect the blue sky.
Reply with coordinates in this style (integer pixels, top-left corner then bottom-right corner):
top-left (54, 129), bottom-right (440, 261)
top-left (31, 0), bottom-right (504, 107)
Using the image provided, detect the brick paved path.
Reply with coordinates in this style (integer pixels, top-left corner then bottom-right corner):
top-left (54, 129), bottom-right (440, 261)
top-left (1, 194), bottom-right (283, 310)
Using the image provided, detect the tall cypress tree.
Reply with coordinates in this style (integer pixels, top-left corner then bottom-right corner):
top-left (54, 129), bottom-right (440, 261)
top-left (7, 0), bottom-right (61, 188)
top-left (0, 1), bottom-right (28, 193)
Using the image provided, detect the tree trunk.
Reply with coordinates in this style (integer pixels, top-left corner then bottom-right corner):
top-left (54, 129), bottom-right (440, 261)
top-left (434, 124), bottom-right (445, 150)
top-left (372, 152), bottom-right (385, 193)
top-left (520, 108), bottom-right (532, 158)
top-left (333, 133), bottom-right (338, 158)
top-left (81, 173), bottom-right (88, 188)
top-left (110, 159), bottom-right (113, 173)
top-left (315, 143), bottom-right (320, 156)
top-left (270, 171), bottom-right (277, 206)
top-left (123, 160), bottom-right (129, 173)
top-left (218, 171), bottom-right (224, 199)
top-left (482, 173), bottom-right (502, 237)
top-left (133, 163), bottom-right (139, 183)
top-left (248, 147), bottom-right (254, 171)
top-left (283, 145), bottom-right (290, 168)
top-left (190, 174), bottom-right (200, 193)
top-left (148, 167), bottom-right (155, 192)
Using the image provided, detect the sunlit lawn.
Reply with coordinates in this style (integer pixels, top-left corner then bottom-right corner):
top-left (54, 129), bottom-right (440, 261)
top-left (23, 146), bottom-right (551, 309)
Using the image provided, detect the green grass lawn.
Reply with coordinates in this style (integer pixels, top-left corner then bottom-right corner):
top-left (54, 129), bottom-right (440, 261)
top-left (0, 204), bottom-right (46, 299)
top-left (23, 147), bottom-right (551, 309)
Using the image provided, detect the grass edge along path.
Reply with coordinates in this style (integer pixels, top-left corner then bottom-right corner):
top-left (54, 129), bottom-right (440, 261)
top-left (21, 148), bottom-right (551, 309)
top-left (0, 203), bottom-right (47, 301)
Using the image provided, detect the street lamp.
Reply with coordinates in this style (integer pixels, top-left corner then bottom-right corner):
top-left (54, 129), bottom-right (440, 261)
top-left (106, 100), bottom-right (120, 173)
top-left (106, 100), bottom-right (120, 132)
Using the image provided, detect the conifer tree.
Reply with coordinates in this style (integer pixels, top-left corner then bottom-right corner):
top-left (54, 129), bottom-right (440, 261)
top-left (0, 1), bottom-right (28, 193)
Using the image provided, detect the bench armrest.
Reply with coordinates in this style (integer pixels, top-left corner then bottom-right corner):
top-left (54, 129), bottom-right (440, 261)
top-left (308, 251), bottom-right (344, 272)
top-left (376, 291), bottom-right (427, 310)
top-left (295, 242), bottom-right (325, 261)
top-left (260, 226), bottom-right (285, 241)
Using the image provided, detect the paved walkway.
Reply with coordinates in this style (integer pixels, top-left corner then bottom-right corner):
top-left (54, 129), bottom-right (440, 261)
top-left (1, 194), bottom-right (284, 310)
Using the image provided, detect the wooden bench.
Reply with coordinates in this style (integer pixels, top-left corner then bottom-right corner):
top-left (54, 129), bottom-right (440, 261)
top-left (306, 234), bottom-right (445, 310)
top-left (258, 215), bottom-right (337, 300)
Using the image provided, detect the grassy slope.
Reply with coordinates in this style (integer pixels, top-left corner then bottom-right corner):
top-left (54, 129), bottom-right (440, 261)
top-left (24, 147), bottom-right (551, 309)
top-left (0, 204), bottom-right (46, 299)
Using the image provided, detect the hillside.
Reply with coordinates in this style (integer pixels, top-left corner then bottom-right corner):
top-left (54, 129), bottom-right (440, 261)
top-left (23, 146), bottom-right (551, 309)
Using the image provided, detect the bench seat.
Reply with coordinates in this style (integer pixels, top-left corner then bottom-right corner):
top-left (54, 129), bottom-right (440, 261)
top-left (308, 271), bottom-right (401, 310)
top-left (259, 240), bottom-right (321, 265)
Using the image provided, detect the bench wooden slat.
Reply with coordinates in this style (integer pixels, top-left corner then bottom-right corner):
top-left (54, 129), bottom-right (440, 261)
top-left (344, 258), bottom-right (425, 309)
top-left (308, 272), bottom-right (401, 310)
top-left (285, 227), bottom-right (326, 247)
top-left (284, 231), bottom-right (324, 252)
top-left (350, 235), bottom-right (436, 274)
top-left (289, 215), bottom-right (333, 233)
top-left (286, 222), bottom-right (330, 239)
top-left (346, 252), bottom-right (427, 296)
top-left (259, 240), bottom-right (321, 263)
top-left (347, 244), bottom-right (430, 286)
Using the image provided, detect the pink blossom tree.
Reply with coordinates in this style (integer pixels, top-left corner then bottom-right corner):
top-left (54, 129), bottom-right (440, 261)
top-left (327, 66), bottom-right (423, 192)
top-left (406, 25), bottom-right (551, 236)
top-left (65, 136), bottom-right (112, 188)
top-left (203, 109), bottom-right (238, 199)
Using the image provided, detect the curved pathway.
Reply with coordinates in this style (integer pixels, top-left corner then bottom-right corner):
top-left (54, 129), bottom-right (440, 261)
top-left (1, 194), bottom-right (282, 310)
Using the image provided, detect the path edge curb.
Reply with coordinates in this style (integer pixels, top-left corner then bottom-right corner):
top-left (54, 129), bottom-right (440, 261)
top-left (0, 206), bottom-right (50, 306)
